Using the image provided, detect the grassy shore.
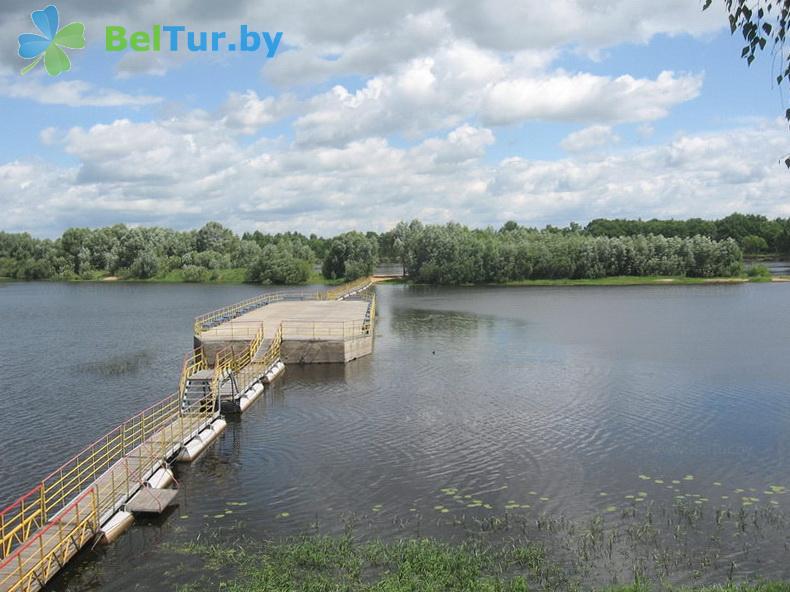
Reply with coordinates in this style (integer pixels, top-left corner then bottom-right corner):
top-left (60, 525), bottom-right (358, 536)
top-left (2, 269), bottom-right (344, 285)
top-left (171, 535), bottom-right (789, 592)
top-left (499, 276), bottom-right (753, 287)
top-left (374, 275), bottom-right (780, 287)
top-left (137, 268), bottom-right (248, 283)
top-left (3, 272), bottom-right (787, 286)
top-left (98, 269), bottom-right (347, 285)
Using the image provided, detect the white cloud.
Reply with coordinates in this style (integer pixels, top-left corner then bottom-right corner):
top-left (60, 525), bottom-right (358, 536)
top-left (443, 0), bottom-right (722, 51)
top-left (115, 53), bottom-right (170, 79)
top-left (0, 0), bottom-right (728, 86)
top-left (3, 109), bottom-right (788, 237)
top-left (636, 123), bottom-right (655, 139)
top-left (0, 76), bottom-right (161, 107)
top-left (489, 119), bottom-right (790, 225)
top-left (62, 116), bottom-right (239, 185)
top-left (413, 125), bottom-right (495, 166)
top-left (219, 90), bottom-right (294, 134)
top-left (561, 125), bottom-right (620, 152)
top-left (0, 0), bottom-right (780, 241)
top-left (291, 41), bottom-right (702, 147)
top-left (482, 70), bottom-right (702, 125)
top-left (264, 10), bottom-right (451, 85)
top-left (292, 42), bottom-right (505, 146)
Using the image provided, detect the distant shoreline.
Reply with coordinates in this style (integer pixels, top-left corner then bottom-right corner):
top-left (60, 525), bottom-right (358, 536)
top-left (3, 274), bottom-right (789, 287)
top-left (375, 275), bottom-right (789, 286)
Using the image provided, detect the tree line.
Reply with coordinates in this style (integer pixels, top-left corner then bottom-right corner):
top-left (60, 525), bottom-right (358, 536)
top-left (584, 213), bottom-right (790, 255)
top-left (0, 222), bottom-right (379, 283)
top-left (387, 221), bottom-right (743, 284)
top-left (2, 212), bottom-right (784, 285)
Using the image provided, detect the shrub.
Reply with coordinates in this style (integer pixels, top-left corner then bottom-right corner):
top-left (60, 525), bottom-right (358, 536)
top-left (181, 265), bottom-right (211, 283)
top-left (747, 264), bottom-right (772, 278)
top-left (248, 243), bottom-right (312, 285)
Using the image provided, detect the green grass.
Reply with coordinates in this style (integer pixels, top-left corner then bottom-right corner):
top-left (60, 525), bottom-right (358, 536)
top-left (169, 535), bottom-right (790, 592)
top-left (611, 585), bottom-right (790, 592)
top-left (307, 271), bottom-right (346, 285)
top-left (99, 268), bottom-right (340, 285)
top-left (498, 276), bottom-right (750, 287)
top-left (381, 275), bottom-right (778, 287)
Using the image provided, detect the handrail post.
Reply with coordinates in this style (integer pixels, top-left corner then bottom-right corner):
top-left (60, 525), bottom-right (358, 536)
top-left (39, 482), bottom-right (47, 523)
top-left (92, 487), bottom-right (99, 529)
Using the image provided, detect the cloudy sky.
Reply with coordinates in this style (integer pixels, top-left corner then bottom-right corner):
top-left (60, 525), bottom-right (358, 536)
top-left (1, 0), bottom-right (788, 237)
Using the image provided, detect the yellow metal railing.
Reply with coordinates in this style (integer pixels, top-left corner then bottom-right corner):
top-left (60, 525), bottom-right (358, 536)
top-left (323, 276), bottom-right (374, 301)
top-left (362, 292), bottom-right (376, 335)
top-left (210, 345), bottom-right (236, 408)
top-left (0, 384), bottom-right (225, 558)
top-left (192, 277), bottom-right (374, 336)
top-left (232, 324), bottom-right (264, 371)
top-left (0, 486), bottom-right (99, 592)
top-left (259, 324), bottom-right (283, 370)
top-left (0, 395), bottom-right (179, 558)
top-left (281, 320), bottom-right (366, 339)
top-left (193, 291), bottom-right (315, 335)
top-left (234, 324), bottom-right (283, 395)
top-left (42, 394), bottom-right (183, 522)
top-left (197, 320), bottom-right (265, 340)
top-left (1, 279), bottom-right (375, 588)
top-left (0, 393), bottom-right (219, 589)
top-left (178, 348), bottom-right (208, 404)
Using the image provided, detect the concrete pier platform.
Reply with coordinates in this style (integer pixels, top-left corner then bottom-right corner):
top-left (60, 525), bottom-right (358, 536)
top-left (197, 300), bottom-right (373, 364)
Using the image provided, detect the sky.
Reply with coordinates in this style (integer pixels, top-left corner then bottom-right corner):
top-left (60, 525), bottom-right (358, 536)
top-left (0, 0), bottom-right (788, 238)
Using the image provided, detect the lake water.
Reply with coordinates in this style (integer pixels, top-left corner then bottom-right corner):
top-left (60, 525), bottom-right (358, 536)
top-left (1, 281), bottom-right (790, 589)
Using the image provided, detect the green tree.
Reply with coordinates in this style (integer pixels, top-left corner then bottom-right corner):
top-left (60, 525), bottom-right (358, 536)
top-left (322, 232), bottom-right (378, 280)
top-left (742, 234), bottom-right (769, 253)
top-left (196, 222), bottom-right (238, 254)
top-left (130, 249), bottom-right (160, 279)
top-left (247, 242), bottom-right (312, 284)
top-left (234, 239), bottom-right (263, 268)
top-left (704, 0), bottom-right (790, 166)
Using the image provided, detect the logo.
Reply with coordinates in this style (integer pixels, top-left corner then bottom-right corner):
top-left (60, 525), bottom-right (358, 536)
top-left (18, 5), bottom-right (85, 76)
top-left (104, 26), bottom-right (282, 56)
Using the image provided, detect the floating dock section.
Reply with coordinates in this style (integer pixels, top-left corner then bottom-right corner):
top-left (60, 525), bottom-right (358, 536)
top-left (0, 277), bottom-right (376, 592)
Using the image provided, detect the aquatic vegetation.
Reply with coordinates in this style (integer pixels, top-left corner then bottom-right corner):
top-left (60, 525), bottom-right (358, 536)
top-left (78, 350), bottom-right (154, 376)
top-left (166, 522), bottom-right (790, 592)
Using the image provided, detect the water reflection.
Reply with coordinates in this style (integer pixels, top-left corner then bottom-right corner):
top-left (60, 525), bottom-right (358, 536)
top-left (1, 282), bottom-right (790, 589)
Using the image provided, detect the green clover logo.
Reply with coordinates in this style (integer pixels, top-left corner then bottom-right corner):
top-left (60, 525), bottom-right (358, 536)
top-left (18, 5), bottom-right (85, 76)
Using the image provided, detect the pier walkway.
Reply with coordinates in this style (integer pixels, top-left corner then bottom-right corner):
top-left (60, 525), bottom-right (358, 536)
top-left (0, 277), bottom-right (376, 592)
